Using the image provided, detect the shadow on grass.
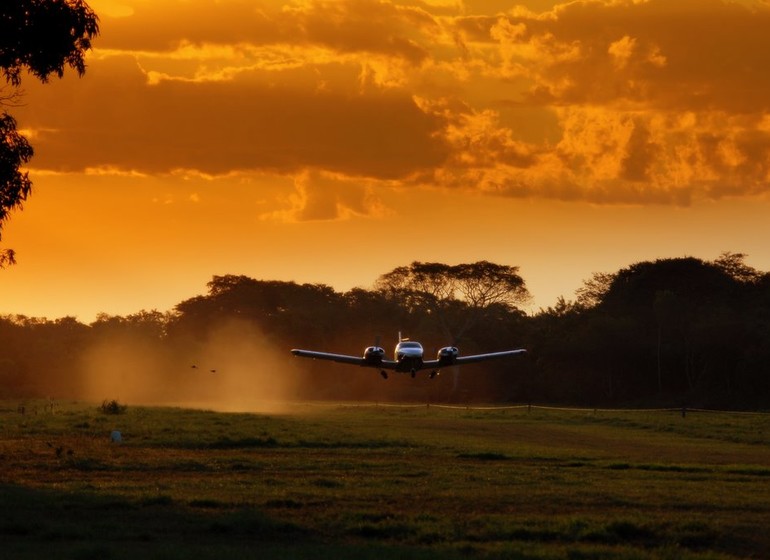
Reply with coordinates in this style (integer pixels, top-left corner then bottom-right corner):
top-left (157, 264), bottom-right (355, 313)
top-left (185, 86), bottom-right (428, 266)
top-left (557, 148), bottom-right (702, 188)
top-left (0, 484), bottom-right (472, 560)
top-left (0, 483), bottom-right (303, 559)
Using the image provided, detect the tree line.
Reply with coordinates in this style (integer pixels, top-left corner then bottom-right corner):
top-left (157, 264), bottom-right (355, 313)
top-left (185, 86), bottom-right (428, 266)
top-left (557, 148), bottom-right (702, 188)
top-left (1, 254), bottom-right (768, 409)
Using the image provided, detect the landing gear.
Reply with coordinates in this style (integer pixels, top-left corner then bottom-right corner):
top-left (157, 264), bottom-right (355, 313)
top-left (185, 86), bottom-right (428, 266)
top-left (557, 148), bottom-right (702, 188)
top-left (380, 370), bottom-right (388, 380)
top-left (410, 369), bottom-right (416, 378)
top-left (429, 370), bottom-right (438, 379)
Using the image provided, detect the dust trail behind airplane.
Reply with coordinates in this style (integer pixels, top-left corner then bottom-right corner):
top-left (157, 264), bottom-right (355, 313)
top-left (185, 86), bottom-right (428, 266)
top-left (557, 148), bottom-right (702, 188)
top-left (79, 319), bottom-right (302, 413)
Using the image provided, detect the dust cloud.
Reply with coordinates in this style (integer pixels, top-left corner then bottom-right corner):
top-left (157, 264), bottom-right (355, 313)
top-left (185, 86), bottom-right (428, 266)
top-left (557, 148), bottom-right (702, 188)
top-left (79, 319), bottom-right (302, 413)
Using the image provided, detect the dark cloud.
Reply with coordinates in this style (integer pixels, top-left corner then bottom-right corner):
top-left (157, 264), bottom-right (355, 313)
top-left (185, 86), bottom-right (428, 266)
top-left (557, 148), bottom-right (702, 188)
top-left (468, 0), bottom-right (770, 112)
top-left (99, 0), bottom-right (438, 64)
top-left (620, 120), bottom-right (657, 183)
top-left (19, 57), bottom-right (449, 179)
top-left (17, 0), bottom-right (770, 207)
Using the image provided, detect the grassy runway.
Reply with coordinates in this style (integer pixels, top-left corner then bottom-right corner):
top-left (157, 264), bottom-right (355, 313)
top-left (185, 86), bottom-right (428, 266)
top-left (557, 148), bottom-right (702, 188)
top-left (1, 401), bottom-right (769, 559)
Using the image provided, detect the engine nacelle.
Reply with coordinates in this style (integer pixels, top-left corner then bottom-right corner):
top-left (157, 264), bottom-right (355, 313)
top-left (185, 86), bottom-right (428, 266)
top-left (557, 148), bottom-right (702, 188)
top-left (363, 346), bottom-right (386, 365)
top-left (437, 346), bottom-right (459, 366)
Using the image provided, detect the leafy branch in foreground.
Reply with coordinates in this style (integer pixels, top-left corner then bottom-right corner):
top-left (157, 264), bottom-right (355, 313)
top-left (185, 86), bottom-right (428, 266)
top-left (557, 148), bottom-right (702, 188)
top-left (0, 0), bottom-right (99, 264)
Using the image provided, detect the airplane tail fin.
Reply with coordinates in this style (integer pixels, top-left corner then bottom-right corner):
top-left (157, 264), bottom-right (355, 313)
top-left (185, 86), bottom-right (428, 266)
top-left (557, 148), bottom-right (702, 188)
top-left (398, 331), bottom-right (402, 343)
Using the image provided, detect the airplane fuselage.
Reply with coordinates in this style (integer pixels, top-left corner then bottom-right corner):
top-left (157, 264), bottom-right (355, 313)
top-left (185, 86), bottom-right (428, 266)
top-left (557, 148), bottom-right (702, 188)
top-left (394, 340), bottom-right (423, 373)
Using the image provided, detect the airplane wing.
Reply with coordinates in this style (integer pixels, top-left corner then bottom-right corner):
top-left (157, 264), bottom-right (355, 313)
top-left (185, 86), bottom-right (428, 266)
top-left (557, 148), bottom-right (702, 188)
top-left (453, 349), bottom-right (527, 365)
top-left (422, 349), bottom-right (527, 369)
top-left (291, 349), bottom-right (399, 370)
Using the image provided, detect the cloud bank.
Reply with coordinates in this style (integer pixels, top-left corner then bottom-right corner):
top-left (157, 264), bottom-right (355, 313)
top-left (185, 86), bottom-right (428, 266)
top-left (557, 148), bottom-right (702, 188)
top-left (17, 0), bottom-right (770, 217)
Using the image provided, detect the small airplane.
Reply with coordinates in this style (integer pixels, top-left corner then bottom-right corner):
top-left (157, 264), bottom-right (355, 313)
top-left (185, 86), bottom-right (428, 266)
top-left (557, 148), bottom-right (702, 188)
top-left (291, 334), bottom-right (526, 379)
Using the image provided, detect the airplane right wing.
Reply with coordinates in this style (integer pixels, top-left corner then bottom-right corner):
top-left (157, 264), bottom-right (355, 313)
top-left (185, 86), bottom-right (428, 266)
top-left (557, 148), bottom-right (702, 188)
top-left (291, 349), bottom-right (399, 370)
top-left (291, 349), bottom-right (365, 365)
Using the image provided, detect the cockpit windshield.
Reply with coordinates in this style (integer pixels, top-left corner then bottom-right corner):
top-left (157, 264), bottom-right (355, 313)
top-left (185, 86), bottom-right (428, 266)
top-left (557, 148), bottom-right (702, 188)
top-left (398, 341), bottom-right (422, 349)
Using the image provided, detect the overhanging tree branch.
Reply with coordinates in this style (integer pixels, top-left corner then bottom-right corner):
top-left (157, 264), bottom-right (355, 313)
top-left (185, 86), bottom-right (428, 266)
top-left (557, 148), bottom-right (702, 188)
top-left (0, 0), bottom-right (99, 266)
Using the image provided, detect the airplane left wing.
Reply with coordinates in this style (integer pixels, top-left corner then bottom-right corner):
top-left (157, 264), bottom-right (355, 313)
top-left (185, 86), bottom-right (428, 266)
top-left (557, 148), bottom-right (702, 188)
top-left (421, 348), bottom-right (527, 369)
top-left (453, 349), bottom-right (527, 365)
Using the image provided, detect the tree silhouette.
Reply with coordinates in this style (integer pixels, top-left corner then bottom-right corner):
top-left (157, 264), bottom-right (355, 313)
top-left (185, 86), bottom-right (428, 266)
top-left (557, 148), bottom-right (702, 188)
top-left (375, 261), bottom-right (530, 344)
top-left (0, 0), bottom-right (99, 86)
top-left (1, 259), bottom-right (769, 407)
top-left (555, 256), bottom-right (770, 407)
top-left (0, 113), bottom-right (32, 266)
top-left (0, 0), bottom-right (99, 265)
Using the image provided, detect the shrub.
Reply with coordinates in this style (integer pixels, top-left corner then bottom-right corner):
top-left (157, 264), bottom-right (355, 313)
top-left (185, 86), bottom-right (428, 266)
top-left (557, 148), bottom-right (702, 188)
top-left (99, 399), bottom-right (127, 415)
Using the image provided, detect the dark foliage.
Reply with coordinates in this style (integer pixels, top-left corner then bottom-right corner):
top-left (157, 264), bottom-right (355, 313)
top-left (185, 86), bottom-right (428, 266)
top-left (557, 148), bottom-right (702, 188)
top-left (99, 399), bottom-right (127, 415)
top-left (374, 261), bottom-right (530, 345)
top-left (533, 253), bottom-right (770, 408)
top-left (1, 255), bottom-right (769, 408)
top-left (0, 0), bottom-right (99, 86)
top-left (0, 0), bottom-right (99, 264)
top-left (0, 113), bottom-right (32, 266)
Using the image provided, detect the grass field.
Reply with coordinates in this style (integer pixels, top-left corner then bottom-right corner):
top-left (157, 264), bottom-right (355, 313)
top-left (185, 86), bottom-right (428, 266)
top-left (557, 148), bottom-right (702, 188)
top-left (1, 400), bottom-right (769, 559)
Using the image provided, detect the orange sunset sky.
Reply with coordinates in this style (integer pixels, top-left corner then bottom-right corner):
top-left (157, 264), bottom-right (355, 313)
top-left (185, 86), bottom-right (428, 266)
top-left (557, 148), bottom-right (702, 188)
top-left (2, 0), bottom-right (770, 321)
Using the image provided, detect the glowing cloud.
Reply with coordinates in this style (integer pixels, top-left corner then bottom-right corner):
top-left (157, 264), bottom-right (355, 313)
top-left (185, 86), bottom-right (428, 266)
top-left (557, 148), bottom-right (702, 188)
top-left (263, 170), bottom-right (392, 222)
top-left (15, 0), bottom-right (770, 209)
